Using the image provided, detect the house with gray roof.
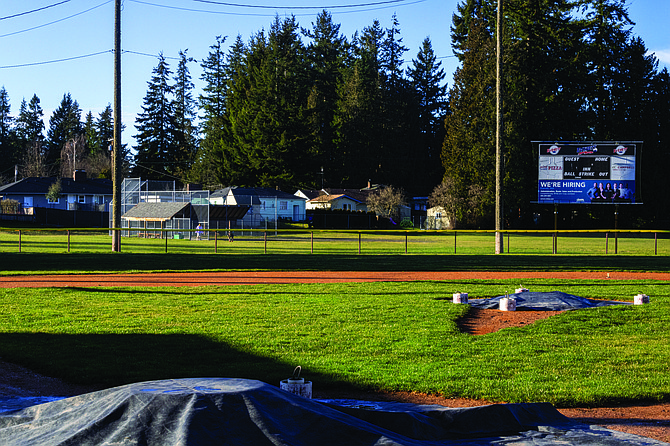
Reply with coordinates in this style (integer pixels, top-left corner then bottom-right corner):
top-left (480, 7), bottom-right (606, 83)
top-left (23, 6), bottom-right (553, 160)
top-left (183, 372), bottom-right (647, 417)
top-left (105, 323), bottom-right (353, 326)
top-left (211, 187), bottom-right (306, 226)
top-left (0, 171), bottom-right (112, 214)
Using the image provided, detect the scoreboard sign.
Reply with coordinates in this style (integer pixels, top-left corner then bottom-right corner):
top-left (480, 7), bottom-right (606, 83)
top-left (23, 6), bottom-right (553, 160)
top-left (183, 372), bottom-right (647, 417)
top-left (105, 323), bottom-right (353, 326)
top-left (537, 142), bottom-right (637, 204)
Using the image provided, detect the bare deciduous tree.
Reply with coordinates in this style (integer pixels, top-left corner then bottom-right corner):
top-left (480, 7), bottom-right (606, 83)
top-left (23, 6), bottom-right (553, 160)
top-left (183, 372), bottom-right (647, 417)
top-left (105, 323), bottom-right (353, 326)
top-left (366, 186), bottom-right (406, 219)
top-left (60, 134), bottom-right (87, 178)
top-left (428, 177), bottom-right (461, 226)
top-left (21, 141), bottom-right (49, 177)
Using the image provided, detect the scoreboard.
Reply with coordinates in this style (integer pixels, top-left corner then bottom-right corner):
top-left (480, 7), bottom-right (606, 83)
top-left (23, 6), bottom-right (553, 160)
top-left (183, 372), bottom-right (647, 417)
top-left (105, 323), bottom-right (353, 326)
top-left (536, 142), bottom-right (637, 204)
top-left (562, 156), bottom-right (610, 179)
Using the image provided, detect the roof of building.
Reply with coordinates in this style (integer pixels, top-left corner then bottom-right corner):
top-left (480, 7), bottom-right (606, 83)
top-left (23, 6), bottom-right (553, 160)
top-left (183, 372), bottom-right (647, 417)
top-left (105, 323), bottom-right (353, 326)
top-left (0, 177), bottom-right (112, 196)
top-left (295, 189), bottom-right (322, 200)
top-left (212, 186), bottom-right (306, 201)
top-left (209, 205), bottom-right (250, 220)
top-left (323, 188), bottom-right (373, 203)
top-left (122, 202), bottom-right (191, 221)
top-left (308, 193), bottom-right (363, 204)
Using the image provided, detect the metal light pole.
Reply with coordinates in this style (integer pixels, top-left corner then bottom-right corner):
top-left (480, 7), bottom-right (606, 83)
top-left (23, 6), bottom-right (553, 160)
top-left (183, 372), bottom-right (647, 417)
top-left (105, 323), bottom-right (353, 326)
top-left (112, 0), bottom-right (122, 251)
top-left (495, 0), bottom-right (504, 254)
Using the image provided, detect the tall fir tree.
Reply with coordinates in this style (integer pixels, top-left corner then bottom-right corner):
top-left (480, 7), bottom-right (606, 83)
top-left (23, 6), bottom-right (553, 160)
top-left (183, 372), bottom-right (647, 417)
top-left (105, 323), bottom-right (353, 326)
top-left (0, 87), bottom-right (15, 180)
top-left (303, 10), bottom-right (349, 188)
top-left (47, 93), bottom-right (82, 170)
top-left (83, 112), bottom-right (97, 154)
top-left (172, 49), bottom-right (199, 178)
top-left (407, 37), bottom-right (448, 193)
top-left (334, 20), bottom-right (385, 187)
top-left (95, 104), bottom-right (114, 154)
top-left (133, 53), bottom-right (175, 180)
top-left (15, 95), bottom-right (46, 177)
top-left (195, 35), bottom-right (230, 185)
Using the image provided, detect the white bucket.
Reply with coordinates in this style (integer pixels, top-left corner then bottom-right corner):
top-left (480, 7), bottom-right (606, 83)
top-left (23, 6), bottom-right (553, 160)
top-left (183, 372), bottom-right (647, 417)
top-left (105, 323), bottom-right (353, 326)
top-left (634, 294), bottom-right (650, 305)
top-left (453, 292), bottom-right (468, 304)
top-left (280, 378), bottom-right (313, 399)
top-left (500, 297), bottom-right (516, 311)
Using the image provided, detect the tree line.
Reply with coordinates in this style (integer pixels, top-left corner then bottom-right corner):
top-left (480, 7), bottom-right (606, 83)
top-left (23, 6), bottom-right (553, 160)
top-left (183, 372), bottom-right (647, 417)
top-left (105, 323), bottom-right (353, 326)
top-left (0, 90), bottom-right (130, 182)
top-left (2, 1), bottom-right (669, 227)
top-left (134, 11), bottom-right (447, 197)
top-left (439, 0), bottom-right (670, 228)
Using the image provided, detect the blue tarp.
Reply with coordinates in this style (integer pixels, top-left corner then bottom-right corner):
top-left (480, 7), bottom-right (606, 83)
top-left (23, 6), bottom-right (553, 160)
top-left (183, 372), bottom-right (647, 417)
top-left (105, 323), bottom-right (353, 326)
top-left (0, 378), bottom-right (662, 445)
top-left (468, 291), bottom-right (632, 311)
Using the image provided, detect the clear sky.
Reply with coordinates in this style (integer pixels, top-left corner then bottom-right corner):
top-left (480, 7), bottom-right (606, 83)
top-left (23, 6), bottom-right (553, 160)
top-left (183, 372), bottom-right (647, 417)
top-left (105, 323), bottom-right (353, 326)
top-left (1, 0), bottom-right (669, 154)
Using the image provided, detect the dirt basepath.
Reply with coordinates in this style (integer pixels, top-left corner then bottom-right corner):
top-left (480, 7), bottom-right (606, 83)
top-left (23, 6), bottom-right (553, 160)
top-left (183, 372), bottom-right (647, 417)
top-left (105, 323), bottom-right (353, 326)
top-left (1, 270), bottom-right (669, 288)
top-left (1, 270), bottom-right (669, 442)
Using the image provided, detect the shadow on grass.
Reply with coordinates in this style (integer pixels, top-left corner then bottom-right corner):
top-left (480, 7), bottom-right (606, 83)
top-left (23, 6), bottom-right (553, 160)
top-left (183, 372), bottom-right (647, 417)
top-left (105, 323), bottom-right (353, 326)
top-left (0, 332), bottom-right (353, 393)
top-left (3, 253), bottom-right (670, 274)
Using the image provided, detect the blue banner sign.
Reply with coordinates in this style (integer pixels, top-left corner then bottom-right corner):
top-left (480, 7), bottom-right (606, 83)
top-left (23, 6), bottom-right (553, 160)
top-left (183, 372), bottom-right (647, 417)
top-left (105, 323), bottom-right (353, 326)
top-left (537, 142), bottom-right (637, 204)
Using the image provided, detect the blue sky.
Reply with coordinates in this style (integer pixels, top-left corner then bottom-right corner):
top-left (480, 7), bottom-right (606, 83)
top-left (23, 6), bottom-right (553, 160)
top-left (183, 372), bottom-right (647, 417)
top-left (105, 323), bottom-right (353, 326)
top-left (1, 0), bottom-right (668, 152)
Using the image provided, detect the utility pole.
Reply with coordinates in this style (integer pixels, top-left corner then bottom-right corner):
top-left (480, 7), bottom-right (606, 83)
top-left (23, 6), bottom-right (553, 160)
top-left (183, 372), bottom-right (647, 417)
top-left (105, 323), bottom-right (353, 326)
top-left (495, 0), bottom-right (504, 254)
top-left (112, 0), bottom-right (122, 252)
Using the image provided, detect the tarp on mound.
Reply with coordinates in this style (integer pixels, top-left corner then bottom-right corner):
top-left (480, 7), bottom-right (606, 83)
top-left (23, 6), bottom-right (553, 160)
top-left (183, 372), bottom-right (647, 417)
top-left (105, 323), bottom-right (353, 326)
top-left (468, 291), bottom-right (632, 311)
top-left (0, 378), bottom-right (662, 445)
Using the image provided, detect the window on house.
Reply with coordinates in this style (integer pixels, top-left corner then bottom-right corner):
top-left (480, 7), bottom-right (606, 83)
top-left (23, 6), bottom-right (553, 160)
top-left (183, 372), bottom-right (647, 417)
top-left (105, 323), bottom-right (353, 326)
top-left (279, 201), bottom-right (287, 211)
top-left (261, 201), bottom-right (266, 210)
top-left (78, 195), bottom-right (86, 203)
top-left (47, 197), bottom-right (59, 204)
top-left (435, 212), bottom-right (442, 219)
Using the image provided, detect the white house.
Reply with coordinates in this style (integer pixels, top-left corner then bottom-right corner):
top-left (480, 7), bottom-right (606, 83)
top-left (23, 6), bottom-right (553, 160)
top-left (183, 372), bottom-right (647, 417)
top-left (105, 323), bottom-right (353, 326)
top-left (211, 187), bottom-right (306, 224)
top-left (425, 206), bottom-right (454, 229)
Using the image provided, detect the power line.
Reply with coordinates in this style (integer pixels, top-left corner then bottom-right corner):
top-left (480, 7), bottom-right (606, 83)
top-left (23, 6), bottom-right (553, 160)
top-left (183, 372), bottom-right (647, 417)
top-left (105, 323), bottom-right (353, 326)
top-left (193, 0), bottom-right (415, 9)
top-left (0, 0), bottom-right (71, 21)
top-left (0, 50), bottom-right (112, 69)
top-left (129, 0), bottom-right (425, 17)
top-left (123, 50), bottom-right (180, 60)
top-left (0, 49), bottom-right (187, 69)
top-left (1, 1), bottom-right (112, 38)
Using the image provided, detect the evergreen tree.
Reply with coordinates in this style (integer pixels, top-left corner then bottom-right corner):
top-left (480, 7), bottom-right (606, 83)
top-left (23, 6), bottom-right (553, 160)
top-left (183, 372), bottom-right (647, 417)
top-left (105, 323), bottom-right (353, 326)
top-left (442, 7), bottom-right (496, 222)
top-left (334, 20), bottom-right (385, 187)
top-left (15, 95), bottom-right (46, 177)
top-left (378, 14), bottom-right (414, 189)
top-left (95, 104), bottom-right (114, 154)
top-left (172, 49), bottom-right (198, 178)
top-left (47, 93), bottom-right (83, 170)
top-left (303, 10), bottom-right (349, 188)
top-left (83, 112), bottom-right (97, 154)
top-left (0, 87), bottom-right (16, 180)
top-left (133, 53), bottom-right (175, 179)
top-left (222, 16), bottom-right (312, 189)
top-left (195, 35), bottom-right (230, 185)
top-left (407, 37), bottom-right (448, 192)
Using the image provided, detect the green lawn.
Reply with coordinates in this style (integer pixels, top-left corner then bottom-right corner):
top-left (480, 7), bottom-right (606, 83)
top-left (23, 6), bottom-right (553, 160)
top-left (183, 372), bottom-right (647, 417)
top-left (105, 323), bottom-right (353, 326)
top-left (1, 228), bottom-right (669, 257)
top-left (1, 230), bottom-right (668, 406)
top-left (1, 278), bottom-right (668, 407)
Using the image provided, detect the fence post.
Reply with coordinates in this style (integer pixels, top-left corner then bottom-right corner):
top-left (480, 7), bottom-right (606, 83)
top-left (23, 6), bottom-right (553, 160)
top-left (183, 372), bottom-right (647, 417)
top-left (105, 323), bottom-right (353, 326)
top-left (454, 231), bottom-right (457, 254)
top-left (264, 231), bottom-right (267, 254)
top-left (18, 230), bottom-right (21, 253)
top-left (605, 232), bottom-right (609, 254)
top-left (405, 233), bottom-right (408, 254)
top-left (311, 231), bottom-right (314, 254)
top-left (358, 232), bottom-right (361, 254)
top-left (215, 230), bottom-right (218, 254)
top-left (165, 231), bottom-right (168, 253)
top-left (655, 232), bottom-right (658, 255)
top-left (507, 232), bottom-right (510, 253)
top-left (67, 230), bottom-right (70, 253)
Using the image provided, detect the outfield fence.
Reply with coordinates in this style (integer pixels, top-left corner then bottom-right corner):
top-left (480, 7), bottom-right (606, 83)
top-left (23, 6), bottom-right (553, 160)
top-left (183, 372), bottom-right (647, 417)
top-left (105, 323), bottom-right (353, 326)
top-left (1, 227), bottom-right (669, 255)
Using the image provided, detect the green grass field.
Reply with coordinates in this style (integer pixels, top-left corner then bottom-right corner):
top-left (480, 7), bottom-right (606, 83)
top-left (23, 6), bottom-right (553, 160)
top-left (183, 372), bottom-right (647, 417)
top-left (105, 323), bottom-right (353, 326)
top-left (0, 230), bottom-right (669, 407)
top-left (0, 279), bottom-right (667, 407)
top-left (1, 228), bottom-right (669, 257)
